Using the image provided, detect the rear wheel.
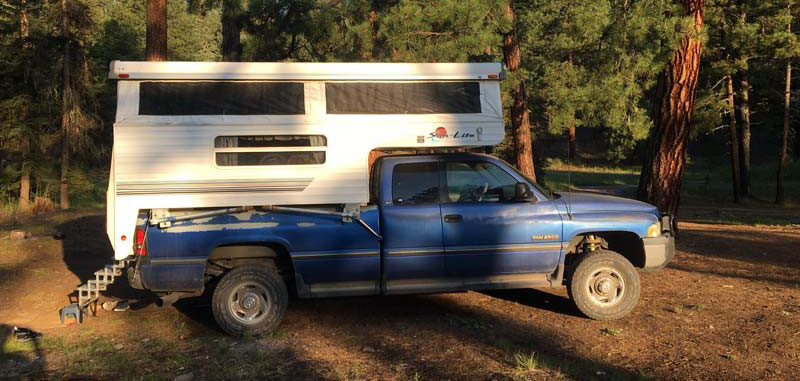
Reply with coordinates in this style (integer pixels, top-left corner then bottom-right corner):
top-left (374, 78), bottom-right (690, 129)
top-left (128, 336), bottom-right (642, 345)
top-left (212, 264), bottom-right (288, 337)
top-left (567, 250), bottom-right (640, 320)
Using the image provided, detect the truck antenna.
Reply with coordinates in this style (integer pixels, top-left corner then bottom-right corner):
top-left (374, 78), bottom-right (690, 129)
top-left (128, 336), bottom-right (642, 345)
top-left (566, 132), bottom-right (573, 219)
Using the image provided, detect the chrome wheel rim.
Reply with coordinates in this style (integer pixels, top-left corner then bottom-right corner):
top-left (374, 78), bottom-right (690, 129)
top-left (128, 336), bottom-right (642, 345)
top-left (586, 267), bottom-right (625, 307)
top-left (228, 282), bottom-right (271, 324)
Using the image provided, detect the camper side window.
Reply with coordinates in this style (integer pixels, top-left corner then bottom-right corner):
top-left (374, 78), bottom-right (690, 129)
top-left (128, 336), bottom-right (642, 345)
top-left (214, 135), bottom-right (326, 166)
top-left (139, 82), bottom-right (305, 115)
top-left (325, 82), bottom-right (481, 114)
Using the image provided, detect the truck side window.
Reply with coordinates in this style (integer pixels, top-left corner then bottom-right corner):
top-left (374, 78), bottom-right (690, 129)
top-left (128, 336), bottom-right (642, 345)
top-left (444, 161), bottom-right (518, 203)
top-left (392, 162), bottom-right (439, 205)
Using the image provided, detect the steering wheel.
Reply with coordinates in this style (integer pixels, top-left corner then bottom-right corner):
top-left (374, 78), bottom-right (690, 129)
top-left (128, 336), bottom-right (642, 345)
top-left (477, 182), bottom-right (488, 202)
top-left (461, 182), bottom-right (489, 202)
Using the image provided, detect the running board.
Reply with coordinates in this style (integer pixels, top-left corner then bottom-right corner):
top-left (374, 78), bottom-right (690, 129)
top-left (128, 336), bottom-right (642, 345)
top-left (60, 259), bottom-right (131, 324)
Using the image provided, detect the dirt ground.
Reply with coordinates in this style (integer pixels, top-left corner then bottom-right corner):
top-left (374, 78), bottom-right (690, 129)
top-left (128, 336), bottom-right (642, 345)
top-left (1, 210), bottom-right (799, 381)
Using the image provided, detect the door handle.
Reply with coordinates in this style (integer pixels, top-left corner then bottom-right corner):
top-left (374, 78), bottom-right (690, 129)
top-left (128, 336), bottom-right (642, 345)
top-left (444, 214), bottom-right (463, 223)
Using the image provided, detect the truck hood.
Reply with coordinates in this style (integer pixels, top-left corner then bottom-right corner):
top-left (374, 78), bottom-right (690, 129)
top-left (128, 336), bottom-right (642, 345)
top-left (559, 192), bottom-right (658, 215)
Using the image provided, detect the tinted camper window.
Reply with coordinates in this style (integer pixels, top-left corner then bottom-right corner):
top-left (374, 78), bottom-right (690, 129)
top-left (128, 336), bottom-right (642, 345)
top-left (214, 135), bottom-right (326, 166)
top-left (139, 82), bottom-right (305, 115)
top-left (325, 82), bottom-right (481, 114)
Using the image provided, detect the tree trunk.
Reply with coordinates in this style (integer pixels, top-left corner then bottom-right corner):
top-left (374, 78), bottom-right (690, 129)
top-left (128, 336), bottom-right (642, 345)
top-left (19, 0), bottom-right (28, 42)
top-left (637, 0), bottom-right (704, 219)
top-left (146, 0), bottom-right (168, 61)
top-left (502, 1), bottom-right (536, 180)
top-left (19, 173), bottom-right (30, 209)
top-left (738, 74), bottom-right (751, 197)
top-left (369, 0), bottom-right (381, 60)
top-left (221, 0), bottom-right (243, 62)
top-left (568, 125), bottom-right (576, 162)
top-left (18, 0), bottom-right (30, 210)
top-left (777, 57), bottom-right (791, 205)
top-left (60, 0), bottom-right (71, 209)
top-left (725, 76), bottom-right (741, 203)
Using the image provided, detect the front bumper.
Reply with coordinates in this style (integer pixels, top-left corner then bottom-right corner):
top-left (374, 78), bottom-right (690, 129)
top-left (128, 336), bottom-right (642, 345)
top-left (642, 233), bottom-right (675, 272)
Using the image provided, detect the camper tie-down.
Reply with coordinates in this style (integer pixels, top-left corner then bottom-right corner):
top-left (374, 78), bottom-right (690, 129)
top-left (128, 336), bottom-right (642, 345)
top-left (61, 61), bottom-right (674, 336)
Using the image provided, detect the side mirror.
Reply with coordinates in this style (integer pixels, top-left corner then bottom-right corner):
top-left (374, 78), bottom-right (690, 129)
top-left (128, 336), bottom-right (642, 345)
top-left (514, 182), bottom-right (533, 201)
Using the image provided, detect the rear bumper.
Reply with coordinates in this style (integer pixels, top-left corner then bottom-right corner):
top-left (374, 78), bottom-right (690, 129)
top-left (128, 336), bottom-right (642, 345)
top-left (642, 233), bottom-right (675, 271)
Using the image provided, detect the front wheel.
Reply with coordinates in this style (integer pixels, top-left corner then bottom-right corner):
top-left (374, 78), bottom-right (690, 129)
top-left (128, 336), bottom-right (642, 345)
top-left (567, 250), bottom-right (640, 320)
top-left (212, 264), bottom-right (288, 337)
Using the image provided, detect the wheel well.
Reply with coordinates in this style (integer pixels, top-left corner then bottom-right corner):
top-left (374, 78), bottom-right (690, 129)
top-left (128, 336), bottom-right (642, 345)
top-left (205, 243), bottom-right (295, 281)
top-left (565, 231), bottom-right (646, 269)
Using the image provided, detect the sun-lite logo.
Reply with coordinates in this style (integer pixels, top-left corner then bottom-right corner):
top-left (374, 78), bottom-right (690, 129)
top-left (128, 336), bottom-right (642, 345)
top-left (426, 127), bottom-right (482, 142)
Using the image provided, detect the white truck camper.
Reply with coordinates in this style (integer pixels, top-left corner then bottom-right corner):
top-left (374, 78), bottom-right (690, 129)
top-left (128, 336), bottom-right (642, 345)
top-left (106, 61), bottom-right (506, 260)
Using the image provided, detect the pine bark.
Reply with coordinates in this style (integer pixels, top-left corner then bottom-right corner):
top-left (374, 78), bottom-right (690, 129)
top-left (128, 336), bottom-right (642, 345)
top-left (146, 0), bottom-right (168, 61)
top-left (738, 74), bottom-right (751, 197)
top-left (18, 0), bottom-right (30, 210)
top-left (637, 0), bottom-right (704, 218)
top-left (777, 57), bottom-right (791, 205)
top-left (502, 1), bottom-right (536, 180)
top-left (221, 0), bottom-right (243, 62)
top-left (725, 76), bottom-right (741, 203)
top-left (369, 0), bottom-right (381, 60)
top-left (60, 0), bottom-right (71, 210)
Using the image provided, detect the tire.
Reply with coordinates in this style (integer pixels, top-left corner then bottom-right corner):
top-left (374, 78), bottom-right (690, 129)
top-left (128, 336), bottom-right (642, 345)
top-left (567, 250), bottom-right (640, 320)
top-left (212, 264), bottom-right (288, 337)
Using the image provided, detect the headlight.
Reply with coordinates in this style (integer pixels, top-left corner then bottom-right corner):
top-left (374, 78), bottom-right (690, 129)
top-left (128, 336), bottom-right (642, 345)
top-left (647, 222), bottom-right (661, 238)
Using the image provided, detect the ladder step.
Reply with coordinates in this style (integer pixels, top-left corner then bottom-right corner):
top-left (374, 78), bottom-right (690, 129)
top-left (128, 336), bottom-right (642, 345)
top-left (64, 260), bottom-right (130, 324)
top-left (87, 281), bottom-right (108, 291)
top-left (94, 268), bottom-right (115, 277)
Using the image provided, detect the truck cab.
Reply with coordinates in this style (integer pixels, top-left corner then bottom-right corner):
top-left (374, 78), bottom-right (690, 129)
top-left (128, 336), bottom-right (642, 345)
top-left (130, 152), bottom-right (674, 336)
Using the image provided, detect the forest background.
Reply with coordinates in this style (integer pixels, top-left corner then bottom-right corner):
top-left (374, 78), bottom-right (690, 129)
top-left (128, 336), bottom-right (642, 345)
top-left (1, 0), bottom-right (798, 219)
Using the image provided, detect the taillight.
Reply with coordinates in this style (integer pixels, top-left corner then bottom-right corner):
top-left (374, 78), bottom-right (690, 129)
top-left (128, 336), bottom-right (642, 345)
top-left (134, 228), bottom-right (147, 256)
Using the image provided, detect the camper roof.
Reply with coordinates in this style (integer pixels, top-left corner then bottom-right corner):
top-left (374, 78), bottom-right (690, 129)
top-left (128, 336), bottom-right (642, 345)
top-left (108, 60), bottom-right (505, 81)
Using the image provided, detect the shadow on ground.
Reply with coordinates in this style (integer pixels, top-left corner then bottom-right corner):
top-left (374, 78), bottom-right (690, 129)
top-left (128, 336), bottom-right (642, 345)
top-left (55, 215), bottom-right (157, 310)
top-left (482, 288), bottom-right (584, 318)
top-left (670, 224), bottom-right (800, 286)
top-left (0, 324), bottom-right (45, 380)
top-left (172, 291), bottom-right (645, 380)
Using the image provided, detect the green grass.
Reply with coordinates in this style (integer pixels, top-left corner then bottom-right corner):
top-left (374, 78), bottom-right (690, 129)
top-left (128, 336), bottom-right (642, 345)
top-left (541, 158), bottom-right (800, 225)
top-left (513, 351), bottom-right (539, 372)
top-left (542, 158), bottom-right (640, 191)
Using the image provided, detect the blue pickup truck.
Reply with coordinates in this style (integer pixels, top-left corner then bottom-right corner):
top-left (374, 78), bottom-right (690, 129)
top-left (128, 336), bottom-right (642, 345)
top-left (128, 153), bottom-right (674, 336)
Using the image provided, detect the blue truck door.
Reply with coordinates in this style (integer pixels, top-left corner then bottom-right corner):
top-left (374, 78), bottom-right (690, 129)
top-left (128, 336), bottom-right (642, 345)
top-left (439, 160), bottom-right (562, 277)
top-left (379, 160), bottom-right (446, 291)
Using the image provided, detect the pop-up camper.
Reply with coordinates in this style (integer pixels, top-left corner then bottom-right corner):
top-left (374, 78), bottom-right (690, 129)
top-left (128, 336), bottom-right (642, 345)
top-left (60, 60), bottom-right (674, 334)
top-left (106, 61), bottom-right (505, 260)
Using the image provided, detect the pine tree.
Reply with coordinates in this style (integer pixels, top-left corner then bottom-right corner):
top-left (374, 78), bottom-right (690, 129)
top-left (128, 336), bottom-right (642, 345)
top-left (58, 0), bottom-right (101, 209)
top-left (637, 0), bottom-right (705, 218)
top-left (773, 0), bottom-right (799, 204)
top-left (501, 1), bottom-right (536, 179)
top-left (146, 0), bottom-right (167, 61)
top-left (188, 0), bottom-right (239, 61)
top-left (515, 0), bottom-right (679, 164)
